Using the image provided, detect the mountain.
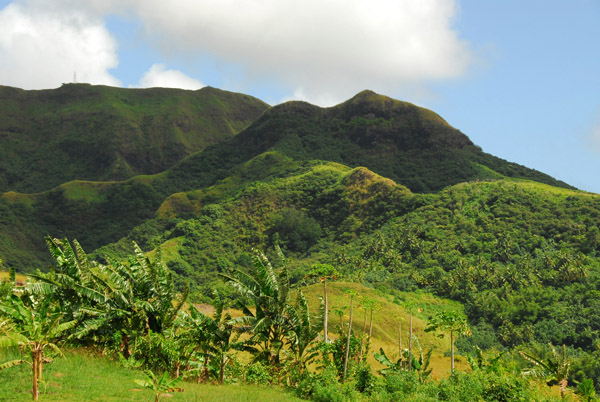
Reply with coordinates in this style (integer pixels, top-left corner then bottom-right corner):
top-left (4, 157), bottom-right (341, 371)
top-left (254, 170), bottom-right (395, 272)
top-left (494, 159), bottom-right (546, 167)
top-left (2, 85), bottom-right (600, 380)
top-left (0, 83), bottom-right (269, 193)
top-left (0, 87), bottom-right (586, 273)
top-left (158, 90), bottom-right (572, 195)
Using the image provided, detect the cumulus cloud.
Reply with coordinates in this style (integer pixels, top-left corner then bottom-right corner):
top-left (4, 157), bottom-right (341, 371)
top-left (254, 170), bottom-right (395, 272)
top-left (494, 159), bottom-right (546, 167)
top-left (136, 64), bottom-right (204, 90)
top-left (120, 0), bottom-right (470, 105)
top-left (1, 0), bottom-right (471, 104)
top-left (0, 1), bottom-right (120, 89)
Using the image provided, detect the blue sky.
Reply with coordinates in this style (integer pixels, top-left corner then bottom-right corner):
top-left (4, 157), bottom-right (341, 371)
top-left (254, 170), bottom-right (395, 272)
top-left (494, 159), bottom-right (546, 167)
top-left (1, 0), bottom-right (598, 193)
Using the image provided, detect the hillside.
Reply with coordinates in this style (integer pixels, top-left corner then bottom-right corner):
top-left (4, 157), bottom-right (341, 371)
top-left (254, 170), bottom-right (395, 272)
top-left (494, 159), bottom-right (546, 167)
top-left (0, 88), bottom-right (587, 274)
top-left (156, 90), bottom-right (572, 196)
top-left (0, 84), bottom-right (269, 193)
top-left (1, 86), bottom-right (600, 397)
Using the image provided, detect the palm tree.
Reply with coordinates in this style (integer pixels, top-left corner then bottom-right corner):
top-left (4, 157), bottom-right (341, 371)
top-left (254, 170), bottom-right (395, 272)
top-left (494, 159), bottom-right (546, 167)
top-left (0, 295), bottom-right (76, 400)
top-left (304, 264), bottom-right (338, 344)
top-left (342, 289), bottom-right (358, 381)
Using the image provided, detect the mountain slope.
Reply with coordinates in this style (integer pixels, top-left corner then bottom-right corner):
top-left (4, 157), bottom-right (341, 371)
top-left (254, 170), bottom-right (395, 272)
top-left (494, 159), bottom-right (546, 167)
top-left (0, 84), bottom-right (269, 192)
top-left (0, 89), bottom-right (584, 274)
top-left (159, 90), bottom-right (572, 194)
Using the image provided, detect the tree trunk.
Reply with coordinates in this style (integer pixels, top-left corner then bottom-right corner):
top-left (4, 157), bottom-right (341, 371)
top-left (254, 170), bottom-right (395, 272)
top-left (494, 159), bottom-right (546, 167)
top-left (367, 308), bottom-right (374, 357)
top-left (559, 378), bottom-right (568, 399)
top-left (450, 331), bottom-right (455, 374)
top-left (359, 308), bottom-right (367, 360)
top-left (121, 332), bottom-right (131, 359)
top-left (398, 322), bottom-right (402, 369)
top-left (323, 281), bottom-right (328, 343)
top-left (408, 313), bottom-right (413, 372)
top-left (343, 296), bottom-right (354, 381)
top-left (203, 355), bottom-right (210, 382)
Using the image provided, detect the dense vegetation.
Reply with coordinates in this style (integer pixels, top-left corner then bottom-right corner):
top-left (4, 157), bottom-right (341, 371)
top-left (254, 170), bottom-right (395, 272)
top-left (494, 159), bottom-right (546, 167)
top-left (0, 84), bottom-right (268, 193)
top-left (0, 245), bottom-right (575, 401)
top-left (0, 85), bottom-right (599, 400)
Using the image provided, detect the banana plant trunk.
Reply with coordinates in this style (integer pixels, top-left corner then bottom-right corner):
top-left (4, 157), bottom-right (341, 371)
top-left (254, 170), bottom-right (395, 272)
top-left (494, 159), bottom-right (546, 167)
top-left (31, 344), bottom-right (42, 401)
top-left (219, 354), bottom-right (225, 384)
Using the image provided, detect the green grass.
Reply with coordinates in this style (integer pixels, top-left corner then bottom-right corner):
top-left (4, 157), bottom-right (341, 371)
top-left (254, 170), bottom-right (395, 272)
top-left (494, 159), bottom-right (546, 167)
top-left (60, 181), bottom-right (117, 202)
top-left (300, 282), bottom-right (468, 379)
top-left (0, 349), bottom-right (301, 401)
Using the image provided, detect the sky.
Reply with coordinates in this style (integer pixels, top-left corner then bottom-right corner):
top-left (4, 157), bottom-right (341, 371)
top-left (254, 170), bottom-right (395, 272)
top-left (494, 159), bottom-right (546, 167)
top-left (0, 0), bottom-right (598, 193)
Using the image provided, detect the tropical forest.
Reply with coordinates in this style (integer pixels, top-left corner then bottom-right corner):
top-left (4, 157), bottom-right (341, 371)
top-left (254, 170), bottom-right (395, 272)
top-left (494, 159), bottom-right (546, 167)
top-left (1, 84), bottom-right (599, 401)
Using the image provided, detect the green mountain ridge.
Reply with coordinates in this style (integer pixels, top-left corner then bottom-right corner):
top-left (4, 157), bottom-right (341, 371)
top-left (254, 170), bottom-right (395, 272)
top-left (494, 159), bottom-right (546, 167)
top-left (0, 86), bottom-right (588, 273)
top-left (0, 85), bottom-right (597, 328)
top-left (0, 83), bottom-right (269, 193)
top-left (2, 85), bottom-right (600, 393)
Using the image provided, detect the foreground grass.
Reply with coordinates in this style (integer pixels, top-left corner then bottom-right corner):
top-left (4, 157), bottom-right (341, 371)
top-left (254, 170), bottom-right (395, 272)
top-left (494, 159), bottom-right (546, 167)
top-left (0, 349), bottom-right (301, 402)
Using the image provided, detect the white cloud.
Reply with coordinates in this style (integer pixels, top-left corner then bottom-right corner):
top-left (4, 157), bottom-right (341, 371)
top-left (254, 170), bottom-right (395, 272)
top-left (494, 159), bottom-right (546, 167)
top-left (1, 0), bottom-right (471, 105)
top-left (136, 64), bottom-right (204, 90)
top-left (121, 0), bottom-right (470, 105)
top-left (0, 1), bottom-right (120, 89)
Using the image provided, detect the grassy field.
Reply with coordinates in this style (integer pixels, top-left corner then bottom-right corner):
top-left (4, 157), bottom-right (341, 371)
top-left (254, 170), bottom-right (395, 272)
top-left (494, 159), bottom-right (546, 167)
top-left (0, 271), bottom-right (27, 284)
top-left (0, 349), bottom-right (302, 402)
top-left (300, 282), bottom-right (469, 379)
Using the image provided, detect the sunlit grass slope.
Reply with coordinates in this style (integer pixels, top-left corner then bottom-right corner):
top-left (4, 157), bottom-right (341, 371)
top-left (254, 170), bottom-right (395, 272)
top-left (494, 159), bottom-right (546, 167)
top-left (300, 281), bottom-right (469, 379)
top-left (0, 349), bottom-right (301, 402)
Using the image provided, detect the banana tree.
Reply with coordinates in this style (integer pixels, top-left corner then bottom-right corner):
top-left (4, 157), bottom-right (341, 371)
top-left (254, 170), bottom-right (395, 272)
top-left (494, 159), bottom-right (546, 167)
top-left (374, 347), bottom-right (403, 376)
top-left (520, 343), bottom-right (571, 399)
top-left (183, 291), bottom-right (241, 384)
top-left (135, 370), bottom-right (182, 402)
top-left (32, 238), bottom-right (187, 359)
top-left (285, 290), bottom-right (324, 373)
top-left (220, 247), bottom-right (292, 366)
top-left (0, 295), bottom-right (76, 400)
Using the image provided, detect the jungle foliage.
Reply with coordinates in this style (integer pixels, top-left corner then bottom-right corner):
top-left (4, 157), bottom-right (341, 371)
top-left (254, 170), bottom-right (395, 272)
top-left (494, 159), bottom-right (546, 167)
top-left (0, 86), bottom-right (599, 399)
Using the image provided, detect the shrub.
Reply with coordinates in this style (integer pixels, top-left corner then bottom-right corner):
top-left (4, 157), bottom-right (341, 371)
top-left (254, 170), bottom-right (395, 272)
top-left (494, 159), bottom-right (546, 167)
top-left (384, 371), bottom-right (419, 396)
top-left (245, 362), bottom-right (272, 385)
top-left (355, 363), bottom-right (377, 394)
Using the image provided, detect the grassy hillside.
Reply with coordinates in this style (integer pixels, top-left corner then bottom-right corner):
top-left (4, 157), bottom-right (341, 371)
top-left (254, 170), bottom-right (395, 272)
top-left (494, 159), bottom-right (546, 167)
top-left (168, 89), bottom-right (570, 194)
top-left (0, 89), bottom-right (580, 273)
top-left (0, 84), bottom-right (269, 193)
top-left (1, 89), bottom-right (598, 372)
top-left (300, 282), bottom-right (470, 379)
top-left (0, 349), bottom-right (301, 401)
